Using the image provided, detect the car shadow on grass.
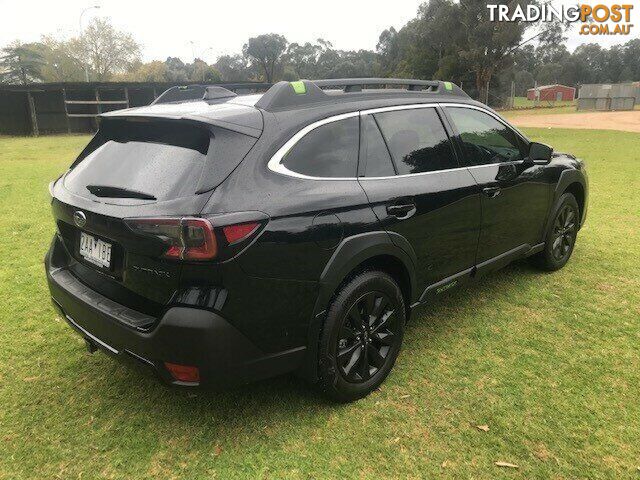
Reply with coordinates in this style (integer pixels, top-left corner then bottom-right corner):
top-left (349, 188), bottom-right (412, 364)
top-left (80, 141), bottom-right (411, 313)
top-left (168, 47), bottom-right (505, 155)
top-left (48, 258), bottom-right (552, 439)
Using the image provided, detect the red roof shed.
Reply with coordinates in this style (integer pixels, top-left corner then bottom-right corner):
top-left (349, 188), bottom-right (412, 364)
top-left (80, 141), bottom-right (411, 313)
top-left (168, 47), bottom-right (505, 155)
top-left (527, 84), bottom-right (576, 101)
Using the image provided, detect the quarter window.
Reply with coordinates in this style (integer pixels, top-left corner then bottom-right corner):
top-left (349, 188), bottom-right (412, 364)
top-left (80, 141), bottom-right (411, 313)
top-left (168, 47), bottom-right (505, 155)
top-left (446, 107), bottom-right (528, 166)
top-left (374, 107), bottom-right (458, 174)
top-left (281, 116), bottom-right (359, 178)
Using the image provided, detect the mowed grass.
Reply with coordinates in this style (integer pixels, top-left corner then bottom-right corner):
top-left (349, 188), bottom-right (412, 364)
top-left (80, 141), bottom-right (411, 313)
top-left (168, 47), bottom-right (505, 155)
top-left (511, 96), bottom-right (577, 109)
top-left (0, 130), bottom-right (639, 479)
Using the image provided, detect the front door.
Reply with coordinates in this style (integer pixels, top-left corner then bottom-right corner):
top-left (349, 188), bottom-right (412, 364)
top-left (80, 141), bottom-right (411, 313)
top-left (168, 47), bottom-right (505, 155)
top-left (443, 106), bottom-right (550, 268)
top-left (357, 106), bottom-right (482, 296)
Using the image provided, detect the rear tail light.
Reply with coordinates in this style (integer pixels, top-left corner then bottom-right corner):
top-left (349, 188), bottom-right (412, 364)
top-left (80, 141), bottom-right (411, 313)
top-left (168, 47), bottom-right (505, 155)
top-left (125, 217), bottom-right (217, 261)
top-left (222, 222), bottom-right (260, 245)
top-left (164, 362), bottom-right (200, 383)
top-left (124, 216), bottom-right (264, 261)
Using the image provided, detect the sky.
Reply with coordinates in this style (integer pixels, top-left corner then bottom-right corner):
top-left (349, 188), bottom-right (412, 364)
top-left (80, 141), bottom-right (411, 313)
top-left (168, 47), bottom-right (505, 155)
top-left (0, 0), bottom-right (638, 63)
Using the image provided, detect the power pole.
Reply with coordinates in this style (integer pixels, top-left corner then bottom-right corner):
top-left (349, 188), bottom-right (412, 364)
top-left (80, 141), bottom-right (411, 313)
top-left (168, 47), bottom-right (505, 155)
top-left (79, 6), bottom-right (101, 82)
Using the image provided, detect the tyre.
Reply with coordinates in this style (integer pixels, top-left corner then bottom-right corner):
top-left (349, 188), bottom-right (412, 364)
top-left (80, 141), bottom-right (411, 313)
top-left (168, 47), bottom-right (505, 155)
top-left (531, 193), bottom-right (580, 271)
top-left (318, 270), bottom-right (406, 402)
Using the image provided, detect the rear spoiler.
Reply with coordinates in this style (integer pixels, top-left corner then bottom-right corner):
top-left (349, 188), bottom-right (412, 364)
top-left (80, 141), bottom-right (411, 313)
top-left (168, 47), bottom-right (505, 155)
top-left (98, 112), bottom-right (262, 138)
top-left (151, 83), bottom-right (272, 105)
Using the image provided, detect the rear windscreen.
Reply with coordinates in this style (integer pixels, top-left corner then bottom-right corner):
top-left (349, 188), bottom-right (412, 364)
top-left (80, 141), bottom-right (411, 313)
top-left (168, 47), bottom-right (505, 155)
top-left (64, 120), bottom-right (211, 202)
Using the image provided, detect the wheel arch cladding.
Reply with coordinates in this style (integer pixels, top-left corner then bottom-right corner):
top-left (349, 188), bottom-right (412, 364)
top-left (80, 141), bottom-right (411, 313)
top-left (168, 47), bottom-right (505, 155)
top-left (297, 231), bottom-right (417, 382)
top-left (318, 232), bottom-right (417, 310)
top-left (344, 254), bottom-right (412, 317)
top-left (554, 169), bottom-right (588, 228)
top-left (563, 182), bottom-right (585, 224)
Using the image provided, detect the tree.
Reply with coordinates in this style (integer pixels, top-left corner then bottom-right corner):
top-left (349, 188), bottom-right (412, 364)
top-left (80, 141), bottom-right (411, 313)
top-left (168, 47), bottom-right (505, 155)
top-left (215, 54), bottom-right (254, 82)
top-left (70, 17), bottom-right (141, 80)
top-left (243, 34), bottom-right (288, 82)
top-left (131, 61), bottom-right (168, 82)
top-left (164, 57), bottom-right (190, 82)
top-left (454, 0), bottom-right (533, 103)
top-left (36, 36), bottom-right (85, 82)
top-left (285, 41), bottom-right (322, 79)
top-left (0, 41), bottom-right (45, 84)
top-left (514, 70), bottom-right (535, 96)
top-left (619, 39), bottom-right (640, 81)
top-left (536, 63), bottom-right (563, 85)
top-left (189, 59), bottom-right (222, 83)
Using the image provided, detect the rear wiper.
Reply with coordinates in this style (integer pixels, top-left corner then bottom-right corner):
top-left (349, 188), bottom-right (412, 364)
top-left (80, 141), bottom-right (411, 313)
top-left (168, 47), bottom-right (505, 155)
top-left (86, 185), bottom-right (157, 200)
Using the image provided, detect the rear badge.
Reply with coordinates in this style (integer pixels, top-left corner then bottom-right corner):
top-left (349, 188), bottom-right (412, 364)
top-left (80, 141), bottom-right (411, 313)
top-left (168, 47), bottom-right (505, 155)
top-left (131, 265), bottom-right (171, 278)
top-left (73, 210), bottom-right (87, 228)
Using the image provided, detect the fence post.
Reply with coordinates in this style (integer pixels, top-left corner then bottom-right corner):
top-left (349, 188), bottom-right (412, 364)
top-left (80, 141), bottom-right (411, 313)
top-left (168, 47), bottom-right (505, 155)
top-left (94, 88), bottom-right (101, 131)
top-left (510, 81), bottom-right (515, 109)
top-left (27, 92), bottom-right (39, 137)
top-left (62, 88), bottom-right (71, 134)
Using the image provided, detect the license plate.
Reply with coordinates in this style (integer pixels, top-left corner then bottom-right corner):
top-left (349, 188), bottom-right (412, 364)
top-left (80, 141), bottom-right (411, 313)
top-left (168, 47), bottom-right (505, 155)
top-left (79, 232), bottom-right (112, 269)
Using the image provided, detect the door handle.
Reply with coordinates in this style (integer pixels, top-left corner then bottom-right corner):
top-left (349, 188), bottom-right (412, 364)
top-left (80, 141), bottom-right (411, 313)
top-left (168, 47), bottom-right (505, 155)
top-left (386, 202), bottom-right (416, 218)
top-left (482, 186), bottom-right (501, 198)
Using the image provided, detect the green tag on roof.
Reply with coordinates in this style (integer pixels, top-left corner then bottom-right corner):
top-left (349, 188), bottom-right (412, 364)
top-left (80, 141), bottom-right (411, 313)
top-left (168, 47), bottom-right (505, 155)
top-left (444, 81), bottom-right (453, 91)
top-left (291, 81), bottom-right (306, 94)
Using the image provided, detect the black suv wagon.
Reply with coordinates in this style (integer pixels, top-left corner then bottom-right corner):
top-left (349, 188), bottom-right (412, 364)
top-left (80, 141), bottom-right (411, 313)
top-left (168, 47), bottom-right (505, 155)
top-left (46, 78), bottom-right (588, 401)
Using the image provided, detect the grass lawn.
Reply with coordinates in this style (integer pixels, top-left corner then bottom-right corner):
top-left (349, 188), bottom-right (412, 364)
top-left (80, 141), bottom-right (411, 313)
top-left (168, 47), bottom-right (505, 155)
top-left (0, 130), bottom-right (639, 479)
top-left (511, 96), bottom-right (577, 109)
top-left (502, 105), bottom-right (578, 118)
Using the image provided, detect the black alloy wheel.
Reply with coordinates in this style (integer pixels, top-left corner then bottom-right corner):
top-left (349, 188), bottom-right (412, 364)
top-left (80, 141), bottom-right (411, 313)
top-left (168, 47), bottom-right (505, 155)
top-left (318, 270), bottom-right (406, 402)
top-left (531, 193), bottom-right (580, 271)
top-left (336, 291), bottom-right (399, 383)
top-left (551, 203), bottom-right (577, 262)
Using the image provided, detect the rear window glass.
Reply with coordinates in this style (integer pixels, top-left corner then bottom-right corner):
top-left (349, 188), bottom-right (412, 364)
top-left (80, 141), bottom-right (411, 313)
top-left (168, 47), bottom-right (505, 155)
top-left (64, 120), bottom-right (211, 201)
top-left (374, 108), bottom-right (457, 174)
top-left (282, 116), bottom-right (359, 178)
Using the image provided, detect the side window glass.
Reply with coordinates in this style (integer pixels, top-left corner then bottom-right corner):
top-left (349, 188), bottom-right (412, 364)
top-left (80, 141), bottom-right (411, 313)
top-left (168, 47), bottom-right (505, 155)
top-left (282, 116), bottom-right (359, 177)
top-left (374, 108), bottom-right (458, 174)
top-left (360, 115), bottom-right (395, 177)
top-left (447, 107), bottom-right (527, 166)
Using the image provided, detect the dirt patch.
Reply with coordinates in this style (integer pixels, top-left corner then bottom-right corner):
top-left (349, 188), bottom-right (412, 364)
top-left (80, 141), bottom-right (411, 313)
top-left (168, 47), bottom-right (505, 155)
top-left (507, 110), bottom-right (640, 133)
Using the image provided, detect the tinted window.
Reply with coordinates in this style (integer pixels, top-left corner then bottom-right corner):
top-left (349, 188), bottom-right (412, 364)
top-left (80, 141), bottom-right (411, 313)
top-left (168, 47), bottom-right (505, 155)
top-left (65, 120), bottom-right (211, 201)
top-left (360, 115), bottom-right (395, 177)
top-left (447, 107), bottom-right (527, 166)
top-left (374, 108), bottom-right (457, 174)
top-left (282, 117), bottom-right (359, 177)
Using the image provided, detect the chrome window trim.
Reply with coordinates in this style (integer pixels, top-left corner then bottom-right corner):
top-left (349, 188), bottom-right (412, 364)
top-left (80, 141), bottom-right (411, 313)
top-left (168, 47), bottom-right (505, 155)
top-left (440, 102), bottom-right (531, 145)
top-left (267, 111), bottom-right (360, 180)
top-left (266, 102), bottom-right (529, 181)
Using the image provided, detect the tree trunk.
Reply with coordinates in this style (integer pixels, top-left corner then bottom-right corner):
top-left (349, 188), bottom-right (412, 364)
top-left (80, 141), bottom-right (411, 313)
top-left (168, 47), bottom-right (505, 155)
top-left (475, 67), bottom-right (493, 105)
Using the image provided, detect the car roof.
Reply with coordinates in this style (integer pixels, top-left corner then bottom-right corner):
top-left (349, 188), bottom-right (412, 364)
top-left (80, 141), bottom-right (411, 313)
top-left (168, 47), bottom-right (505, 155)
top-left (99, 79), bottom-right (484, 137)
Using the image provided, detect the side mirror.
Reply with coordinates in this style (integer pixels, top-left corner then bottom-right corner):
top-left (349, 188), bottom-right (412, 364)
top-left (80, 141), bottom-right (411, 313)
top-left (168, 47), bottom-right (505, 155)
top-left (528, 142), bottom-right (553, 163)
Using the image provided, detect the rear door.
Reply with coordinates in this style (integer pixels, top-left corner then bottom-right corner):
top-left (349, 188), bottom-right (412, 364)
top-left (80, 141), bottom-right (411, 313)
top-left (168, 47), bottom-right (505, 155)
top-left (443, 105), bottom-right (549, 268)
top-left (358, 105), bottom-right (482, 297)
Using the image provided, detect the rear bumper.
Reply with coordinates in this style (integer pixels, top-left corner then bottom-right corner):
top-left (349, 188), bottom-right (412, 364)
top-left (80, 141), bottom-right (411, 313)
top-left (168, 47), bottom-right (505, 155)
top-left (45, 248), bottom-right (305, 387)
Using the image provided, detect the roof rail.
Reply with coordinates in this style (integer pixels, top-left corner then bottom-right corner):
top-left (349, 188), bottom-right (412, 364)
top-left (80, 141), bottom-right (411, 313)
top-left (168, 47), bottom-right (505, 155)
top-left (255, 78), bottom-right (468, 111)
top-left (152, 83), bottom-right (273, 105)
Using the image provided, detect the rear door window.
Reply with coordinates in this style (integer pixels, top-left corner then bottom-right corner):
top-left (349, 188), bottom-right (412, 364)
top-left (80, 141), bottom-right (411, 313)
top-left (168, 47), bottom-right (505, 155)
top-left (281, 116), bottom-right (359, 178)
top-left (360, 115), bottom-right (395, 177)
top-left (374, 107), bottom-right (458, 174)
